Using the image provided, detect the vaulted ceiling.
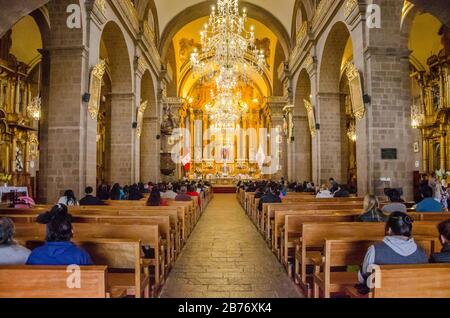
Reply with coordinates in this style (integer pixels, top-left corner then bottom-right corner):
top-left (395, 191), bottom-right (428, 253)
top-left (154, 0), bottom-right (296, 37)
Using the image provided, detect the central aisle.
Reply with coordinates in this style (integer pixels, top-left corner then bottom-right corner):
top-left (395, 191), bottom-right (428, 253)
top-left (160, 194), bottom-right (302, 298)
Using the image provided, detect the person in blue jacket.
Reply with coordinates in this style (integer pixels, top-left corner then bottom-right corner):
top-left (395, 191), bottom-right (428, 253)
top-left (416, 185), bottom-right (443, 213)
top-left (27, 204), bottom-right (93, 266)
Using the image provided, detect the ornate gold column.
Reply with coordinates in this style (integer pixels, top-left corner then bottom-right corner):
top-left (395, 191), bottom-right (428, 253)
top-left (441, 124), bottom-right (447, 171)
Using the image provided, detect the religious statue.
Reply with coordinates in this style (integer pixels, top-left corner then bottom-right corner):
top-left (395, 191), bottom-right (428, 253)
top-left (161, 106), bottom-right (176, 136)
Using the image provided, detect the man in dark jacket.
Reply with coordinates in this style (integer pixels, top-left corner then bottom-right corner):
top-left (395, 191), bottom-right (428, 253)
top-left (258, 184), bottom-right (282, 212)
top-left (79, 187), bottom-right (105, 206)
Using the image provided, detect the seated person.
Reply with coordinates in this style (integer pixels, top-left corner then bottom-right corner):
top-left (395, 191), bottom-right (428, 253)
top-left (79, 186), bottom-right (105, 206)
top-left (258, 184), bottom-right (282, 212)
top-left (146, 188), bottom-right (167, 206)
top-left (57, 190), bottom-right (79, 206)
top-left (316, 184), bottom-right (333, 199)
top-left (358, 195), bottom-right (387, 222)
top-left (0, 217), bottom-right (31, 265)
top-left (27, 205), bottom-right (93, 266)
top-left (333, 185), bottom-right (350, 198)
top-left (415, 185), bottom-right (443, 212)
top-left (175, 186), bottom-right (193, 202)
top-left (329, 178), bottom-right (339, 193)
top-left (358, 212), bottom-right (428, 285)
top-left (254, 186), bottom-right (266, 199)
top-left (128, 184), bottom-right (143, 201)
top-left (382, 189), bottom-right (407, 213)
top-left (431, 219), bottom-right (450, 263)
top-left (186, 185), bottom-right (199, 197)
top-left (161, 184), bottom-right (178, 200)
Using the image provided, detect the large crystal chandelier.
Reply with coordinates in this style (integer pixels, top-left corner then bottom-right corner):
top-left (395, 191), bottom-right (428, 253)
top-left (190, 0), bottom-right (266, 84)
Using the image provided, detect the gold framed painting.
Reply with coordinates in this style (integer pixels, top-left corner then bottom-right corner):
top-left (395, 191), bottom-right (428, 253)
top-left (346, 62), bottom-right (365, 120)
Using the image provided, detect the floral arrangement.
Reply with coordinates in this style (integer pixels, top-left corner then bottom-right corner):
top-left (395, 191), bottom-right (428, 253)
top-left (0, 174), bottom-right (12, 184)
top-left (435, 169), bottom-right (450, 181)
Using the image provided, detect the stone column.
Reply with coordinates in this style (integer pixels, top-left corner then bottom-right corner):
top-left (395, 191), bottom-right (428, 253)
top-left (317, 92), bottom-right (344, 184)
top-left (292, 115), bottom-right (311, 182)
top-left (109, 92), bottom-right (135, 185)
top-left (38, 0), bottom-right (90, 203)
top-left (267, 97), bottom-right (288, 180)
top-left (348, 0), bottom-right (415, 199)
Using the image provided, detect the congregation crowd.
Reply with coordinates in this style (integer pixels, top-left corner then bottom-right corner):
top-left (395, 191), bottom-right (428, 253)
top-left (0, 180), bottom-right (211, 267)
top-left (237, 173), bottom-right (450, 291)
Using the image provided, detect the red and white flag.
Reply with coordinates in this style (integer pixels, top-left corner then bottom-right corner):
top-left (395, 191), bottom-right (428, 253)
top-left (181, 151), bottom-right (191, 171)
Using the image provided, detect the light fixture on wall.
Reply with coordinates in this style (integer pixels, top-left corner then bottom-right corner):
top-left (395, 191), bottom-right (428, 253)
top-left (27, 96), bottom-right (42, 121)
top-left (411, 102), bottom-right (424, 129)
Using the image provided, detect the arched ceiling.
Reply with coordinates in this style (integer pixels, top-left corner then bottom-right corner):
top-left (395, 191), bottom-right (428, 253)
top-left (173, 16), bottom-right (278, 98)
top-left (408, 12), bottom-right (444, 71)
top-left (154, 0), bottom-right (295, 38)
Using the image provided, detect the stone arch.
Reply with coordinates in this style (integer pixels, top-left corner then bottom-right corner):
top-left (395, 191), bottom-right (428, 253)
top-left (159, 1), bottom-right (291, 62)
top-left (291, 68), bottom-right (312, 182)
top-left (317, 21), bottom-right (353, 184)
top-left (291, 0), bottom-right (312, 42)
top-left (0, 0), bottom-right (51, 37)
top-left (100, 21), bottom-right (133, 93)
top-left (100, 21), bottom-right (134, 185)
top-left (408, 0), bottom-right (450, 28)
top-left (136, 0), bottom-right (160, 45)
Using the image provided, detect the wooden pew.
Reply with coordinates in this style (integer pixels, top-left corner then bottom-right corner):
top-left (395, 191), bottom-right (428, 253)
top-left (293, 221), bottom-right (440, 296)
top-left (14, 224), bottom-right (161, 295)
top-left (0, 266), bottom-right (115, 298)
top-left (367, 264), bottom-right (450, 298)
top-left (264, 202), bottom-right (363, 243)
top-left (5, 212), bottom-right (173, 275)
top-left (1, 205), bottom-right (188, 248)
top-left (21, 238), bottom-right (150, 298)
top-left (313, 238), bottom-right (435, 298)
top-left (278, 212), bottom-right (361, 268)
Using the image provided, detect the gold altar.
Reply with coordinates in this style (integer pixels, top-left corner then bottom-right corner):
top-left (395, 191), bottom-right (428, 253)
top-left (179, 82), bottom-right (272, 179)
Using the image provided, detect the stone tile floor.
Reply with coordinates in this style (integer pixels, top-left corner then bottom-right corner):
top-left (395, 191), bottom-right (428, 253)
top-left (160, 194), bottom-right (303, 298)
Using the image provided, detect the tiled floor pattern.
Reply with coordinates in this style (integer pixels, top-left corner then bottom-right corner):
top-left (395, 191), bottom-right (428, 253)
top-left (160, 194), bottom-right (303, 298)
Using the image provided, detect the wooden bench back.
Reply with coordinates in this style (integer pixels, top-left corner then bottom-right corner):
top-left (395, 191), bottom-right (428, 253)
top-left (325, 238), bottom-right (435, 269)
top-left (302, 222), bottom-right (440, 249)
top-left (0, 265), bottom-right (108, 298)
top-left (372, 264), bottom-right (450, 298)
top-left (15, 223), bottom-right (159, 251)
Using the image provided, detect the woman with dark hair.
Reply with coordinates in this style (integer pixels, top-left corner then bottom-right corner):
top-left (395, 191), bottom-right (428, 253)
top-left (128, 184), bottom-right (143, 201)
top-left (0, 217), bottom-right (31, 265)
top-left (431, 219), bottom-right (450, 263)
top-left (110, 183), bottom-right (125, 201)
top-left (147, 188), bottom-right (167, 206)
top-left (358, 212), bottom-right (428, 285)
top-left (57, 190), bottom-right (78, 206)
top-left (382, 189), bottom-right (407, 213)
top-left (27, 205), bottom-right (93, 266)
top-left (97, 184), bottom-right (110, 200)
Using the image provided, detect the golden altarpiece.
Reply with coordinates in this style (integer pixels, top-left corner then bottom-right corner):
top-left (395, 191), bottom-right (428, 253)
top-left (411, 47), bottom-right (450, 173)
top-left (0, 31), bottom-right (40, 192)
top-left (178, 83), bottom-right (271, 182)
